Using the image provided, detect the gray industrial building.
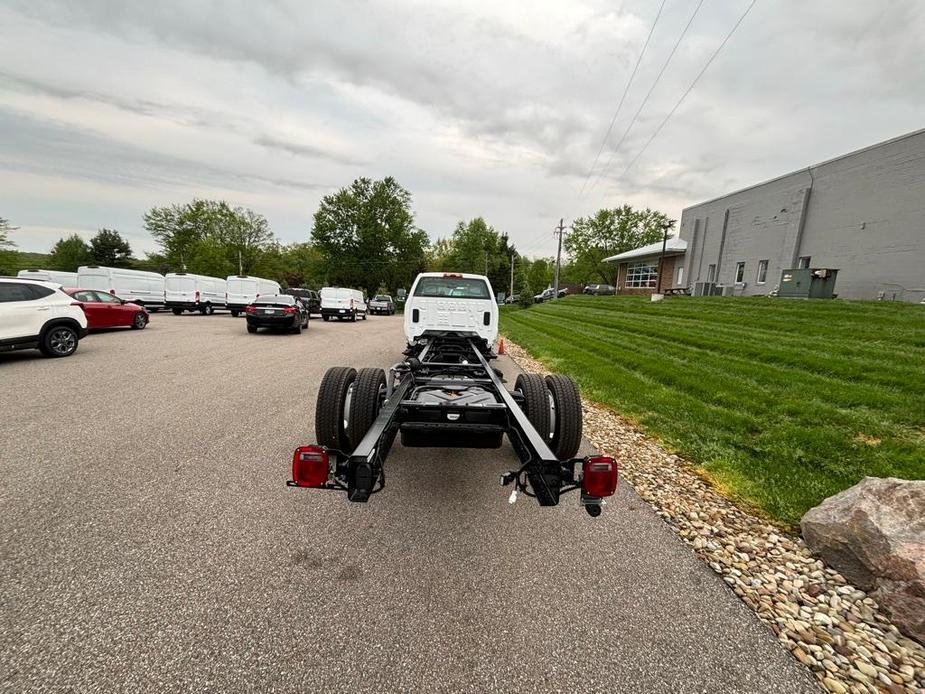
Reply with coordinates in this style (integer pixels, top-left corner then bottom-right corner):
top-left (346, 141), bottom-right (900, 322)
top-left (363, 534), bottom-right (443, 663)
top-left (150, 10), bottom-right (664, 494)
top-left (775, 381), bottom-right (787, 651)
top-left (667, 128), bottom-right (925, 302)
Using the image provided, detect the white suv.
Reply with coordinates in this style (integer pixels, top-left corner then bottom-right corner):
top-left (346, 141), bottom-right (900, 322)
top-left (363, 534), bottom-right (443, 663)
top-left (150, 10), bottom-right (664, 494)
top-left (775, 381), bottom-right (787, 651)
top-left (0, 278), bottom-right (89, 358)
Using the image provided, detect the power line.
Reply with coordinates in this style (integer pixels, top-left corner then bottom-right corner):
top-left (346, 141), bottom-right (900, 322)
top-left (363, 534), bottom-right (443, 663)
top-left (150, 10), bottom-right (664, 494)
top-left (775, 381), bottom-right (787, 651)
top-left (613, 0), bottom-right (759, 185)
top-left (577, 0), bottom-right (668, 198)
top-left (587, 0), bottom-right (706, 194)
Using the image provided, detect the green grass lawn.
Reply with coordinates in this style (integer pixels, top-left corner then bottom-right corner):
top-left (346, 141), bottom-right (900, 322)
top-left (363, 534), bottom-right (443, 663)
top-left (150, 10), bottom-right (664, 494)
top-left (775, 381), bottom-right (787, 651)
top-left (501, 295), bottom-right (925, 527)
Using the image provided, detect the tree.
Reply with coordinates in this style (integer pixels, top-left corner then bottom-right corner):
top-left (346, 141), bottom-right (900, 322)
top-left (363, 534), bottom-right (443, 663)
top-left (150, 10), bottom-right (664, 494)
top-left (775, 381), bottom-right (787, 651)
top-left (0, 217), bottom-right (15, 273)
top-left (89, 228), bottom-right (133, 266)
top-left (312, 177), bottom-right (429, 296)
top-left (0, 217), bottom-right (15, 249)
top-left (143, 199), bottom-right (276, 276)
top-left (526, 257), bottom-right (554, 297)
top-left (49, 234), bottom-right (93, 271)
top-left (429, 218), bottom-right (518, 297)
top-left (565, 205), bottom-right (671, 286)
top-left (277, 243), bottom-right (326, 289)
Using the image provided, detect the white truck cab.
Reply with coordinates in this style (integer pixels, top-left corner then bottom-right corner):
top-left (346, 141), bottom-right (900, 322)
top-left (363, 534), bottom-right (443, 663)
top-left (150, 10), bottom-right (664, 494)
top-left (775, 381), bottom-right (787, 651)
top-left (404, 272), bottom-right (498, 345)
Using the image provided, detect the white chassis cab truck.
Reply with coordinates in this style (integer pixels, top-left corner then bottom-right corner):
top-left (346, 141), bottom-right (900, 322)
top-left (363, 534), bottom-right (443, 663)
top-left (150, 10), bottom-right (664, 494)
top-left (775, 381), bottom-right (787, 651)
top-left (288, 272), bottom-right (619, 516)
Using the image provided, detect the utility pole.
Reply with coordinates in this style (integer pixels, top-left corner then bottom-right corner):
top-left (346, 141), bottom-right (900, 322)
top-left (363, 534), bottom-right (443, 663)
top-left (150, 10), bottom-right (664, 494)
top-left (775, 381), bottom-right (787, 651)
top-left (509, 253), bottom-right (515, 299)
top-left (553, 218), bottom-right (568, 298)
top-left (655, 219), bottom-right (677, 294)
top-left (239, 250), bottom-right (244, 276)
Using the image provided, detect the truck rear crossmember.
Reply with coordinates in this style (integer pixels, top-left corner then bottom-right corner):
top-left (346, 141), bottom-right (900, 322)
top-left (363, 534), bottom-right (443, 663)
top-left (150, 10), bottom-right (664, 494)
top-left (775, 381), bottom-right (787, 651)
top-left (288, 332), bottom-right (618, 517)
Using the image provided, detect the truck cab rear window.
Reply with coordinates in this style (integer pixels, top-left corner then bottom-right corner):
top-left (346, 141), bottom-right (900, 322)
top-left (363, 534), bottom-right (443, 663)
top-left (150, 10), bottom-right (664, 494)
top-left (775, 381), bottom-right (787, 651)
top-left (413, 277), bottom-right (490, 299)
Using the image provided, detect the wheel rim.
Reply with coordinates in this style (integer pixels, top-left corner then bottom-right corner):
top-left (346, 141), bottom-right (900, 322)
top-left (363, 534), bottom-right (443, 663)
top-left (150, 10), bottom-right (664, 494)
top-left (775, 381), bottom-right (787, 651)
top-left (135, 314), bottom-right (146, 328)
top-left (547, 390), bottom-right (557, 441)
top-left (49, 328), bottom-right (76, 354)
top-left (343, 383), bottom-right (355, 432)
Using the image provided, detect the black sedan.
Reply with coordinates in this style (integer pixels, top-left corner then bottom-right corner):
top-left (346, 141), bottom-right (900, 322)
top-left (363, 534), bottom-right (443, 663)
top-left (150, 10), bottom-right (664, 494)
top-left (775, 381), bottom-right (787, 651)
top-left (245, 295), bottom-right (309, 334)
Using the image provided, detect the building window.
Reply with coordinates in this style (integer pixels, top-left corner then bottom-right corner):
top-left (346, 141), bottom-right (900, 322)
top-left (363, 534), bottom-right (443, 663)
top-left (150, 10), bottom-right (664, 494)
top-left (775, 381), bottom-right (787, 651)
top-left (626, 261), bottom-right (659, 288)
top-left (735, 262), bottom-right (746, 284)
top-left (798, 256), bottom-right (811, 269)
top-left (676, 267), bottom-right (684, 286)
top-left (756, 260), bottom-right (769, 284)
top-left (707, 264), bottom-right (716, 282)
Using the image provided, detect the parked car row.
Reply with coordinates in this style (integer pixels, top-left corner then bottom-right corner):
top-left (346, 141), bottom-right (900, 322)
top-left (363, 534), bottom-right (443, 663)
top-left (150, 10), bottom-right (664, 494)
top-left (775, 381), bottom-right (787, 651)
top-left (17, 267), bottom-right (287, 316)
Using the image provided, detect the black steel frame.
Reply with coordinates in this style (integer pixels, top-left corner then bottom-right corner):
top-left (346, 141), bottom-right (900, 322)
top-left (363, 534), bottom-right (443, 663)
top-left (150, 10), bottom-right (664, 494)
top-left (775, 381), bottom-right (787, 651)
top-left (290, 332), bottom-right (601, 511)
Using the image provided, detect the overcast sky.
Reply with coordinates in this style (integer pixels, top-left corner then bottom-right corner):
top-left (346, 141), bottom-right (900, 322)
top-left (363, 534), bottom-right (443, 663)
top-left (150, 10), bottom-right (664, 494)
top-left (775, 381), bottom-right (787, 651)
top-left (2, 0), bottom-right (924, 258)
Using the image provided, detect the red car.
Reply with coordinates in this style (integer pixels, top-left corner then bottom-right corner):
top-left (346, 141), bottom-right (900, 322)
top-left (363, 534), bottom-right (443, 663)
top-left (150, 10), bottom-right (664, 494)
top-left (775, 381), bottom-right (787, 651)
top-left (64, 288), bottom-right (149, 330)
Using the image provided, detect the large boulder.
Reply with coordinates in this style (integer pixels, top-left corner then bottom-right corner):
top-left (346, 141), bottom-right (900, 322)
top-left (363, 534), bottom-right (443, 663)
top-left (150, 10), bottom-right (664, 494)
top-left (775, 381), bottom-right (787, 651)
top-left (801, 477), bottom-right (925, 644)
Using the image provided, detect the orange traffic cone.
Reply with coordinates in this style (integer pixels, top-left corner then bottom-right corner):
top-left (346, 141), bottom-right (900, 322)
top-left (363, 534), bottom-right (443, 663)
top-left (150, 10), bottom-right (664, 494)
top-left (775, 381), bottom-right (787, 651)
top-left (498, 338), bottom-right (505, 355)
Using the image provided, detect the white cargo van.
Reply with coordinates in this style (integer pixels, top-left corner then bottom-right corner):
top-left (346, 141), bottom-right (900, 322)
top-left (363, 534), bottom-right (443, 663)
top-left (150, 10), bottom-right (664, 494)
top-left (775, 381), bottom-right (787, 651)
top-left (226, 275), bottom-right (281, 317)
top-left (77, 265), bottom-right (166, 311)
top-left (17, 269), bottom-right (79, 286)
top-left (403, 272), bottom-right (497, 343)
top-left (320, 287), bottom-right (367, 321)
top-left (165, 273), bottom-right (228, 315)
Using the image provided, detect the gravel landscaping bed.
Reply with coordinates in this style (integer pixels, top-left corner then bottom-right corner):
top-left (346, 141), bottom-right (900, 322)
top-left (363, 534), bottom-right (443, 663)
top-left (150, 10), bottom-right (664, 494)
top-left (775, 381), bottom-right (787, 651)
top-left (505, 340), bottom-right (925, 694)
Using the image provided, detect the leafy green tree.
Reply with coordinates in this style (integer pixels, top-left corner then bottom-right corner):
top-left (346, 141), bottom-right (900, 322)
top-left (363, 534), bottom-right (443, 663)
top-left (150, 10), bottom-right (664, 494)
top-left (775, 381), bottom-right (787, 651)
top-left (430, 218), bottom-right (517, 296)
top-left (0, 217), bottom-right (15, 249)
top-left (312, 177), bottom-right (428, 296)
top-left (277, 243), bottom-right (326, 288)
top-left (565, 205), bottom-right (670, 286)
top-left (89, 228), bottom-right (133, 266)
top-left (526, 257), bottom-right (554, 297)
top-left (144, 199), bottom-right (275, 276)
top-left (0, 217), bottom-right (16, 273)
top-left (514, 257), bottom-right (533, 308)
top-left (49, 234), bottom-right (93, 271)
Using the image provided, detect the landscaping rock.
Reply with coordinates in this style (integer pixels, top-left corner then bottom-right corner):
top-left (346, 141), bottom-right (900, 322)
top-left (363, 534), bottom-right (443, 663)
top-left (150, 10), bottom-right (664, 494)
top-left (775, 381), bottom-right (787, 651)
top-left (801, 477), bottom-right (925, 644)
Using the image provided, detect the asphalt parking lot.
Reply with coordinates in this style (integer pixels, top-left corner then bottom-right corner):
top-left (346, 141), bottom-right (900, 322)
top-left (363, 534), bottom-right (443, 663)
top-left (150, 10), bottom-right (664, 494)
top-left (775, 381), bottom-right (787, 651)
top-left (0, 312), bottom-right (818, 693)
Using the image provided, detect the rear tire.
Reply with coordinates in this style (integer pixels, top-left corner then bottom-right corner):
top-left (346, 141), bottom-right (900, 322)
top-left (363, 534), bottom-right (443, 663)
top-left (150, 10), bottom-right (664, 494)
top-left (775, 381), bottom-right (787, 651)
top-left (172, 308), bottom-right (182, 316)
top-left (515, 373), bottom-right (551, 446)
top-left (545, 374), bottom-right (583, 459)
top-left (322, 315), bottom-right (329, 321)
top-left (347, 368), bottom-right (386, 446)
top-left (361, 311), bottom-right (367, 321)
top-left (350, 311), bottom-right (357, 322)
top-left (247, 325), bottom-right (257, 334)
top-left (315, 366), bottom-right (357, 451)
top-left (40, 325), bottom-right (79, 358)
top-left (204, 303), bottom-right (214, 315)
top-left (231, 310), bottom-right (239, 317)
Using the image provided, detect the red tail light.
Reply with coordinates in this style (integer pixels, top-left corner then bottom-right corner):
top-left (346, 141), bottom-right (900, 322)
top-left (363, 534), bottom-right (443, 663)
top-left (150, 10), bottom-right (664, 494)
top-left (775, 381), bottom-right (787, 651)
top-left (292, 446), bottom-right (330, 487)
top-left (110, 289), bottom-right (116, 295)
top-left (195, 290), bottom-right (200, 301)
top-left (582, 456), bottom-right (618, 498)
top-left (443, 273), bottom-right (462, 278)
top-left (283, 306), bottom-right (297, 314)
top-left (245, 305), bottom-right (257, 313)
top-left (70, 301), bottom-right (85, 312)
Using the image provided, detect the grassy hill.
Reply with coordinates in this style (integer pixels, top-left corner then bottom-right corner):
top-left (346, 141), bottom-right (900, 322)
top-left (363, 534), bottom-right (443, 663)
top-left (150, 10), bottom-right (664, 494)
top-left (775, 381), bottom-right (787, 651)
top-left (501, 295), bottom-right (925, 527)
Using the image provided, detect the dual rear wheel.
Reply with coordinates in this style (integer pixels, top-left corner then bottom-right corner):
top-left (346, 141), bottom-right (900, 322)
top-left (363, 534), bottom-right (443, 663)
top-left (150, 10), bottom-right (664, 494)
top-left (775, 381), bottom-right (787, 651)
top-left (515, 372), bottom-right (582, 459)
top-left (315, 365), bottom-right (583, 459)
top-left (315, 366), bottom-right (386, 451)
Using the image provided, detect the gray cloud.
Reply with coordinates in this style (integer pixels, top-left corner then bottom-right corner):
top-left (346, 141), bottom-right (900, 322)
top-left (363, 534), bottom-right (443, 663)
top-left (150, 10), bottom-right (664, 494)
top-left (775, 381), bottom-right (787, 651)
top-left (0, 109), bottom-right (325, 194)
top-left (252, 134), bottom-right (363, 166)
top-left (3, 1), bottom-right (925, 256)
